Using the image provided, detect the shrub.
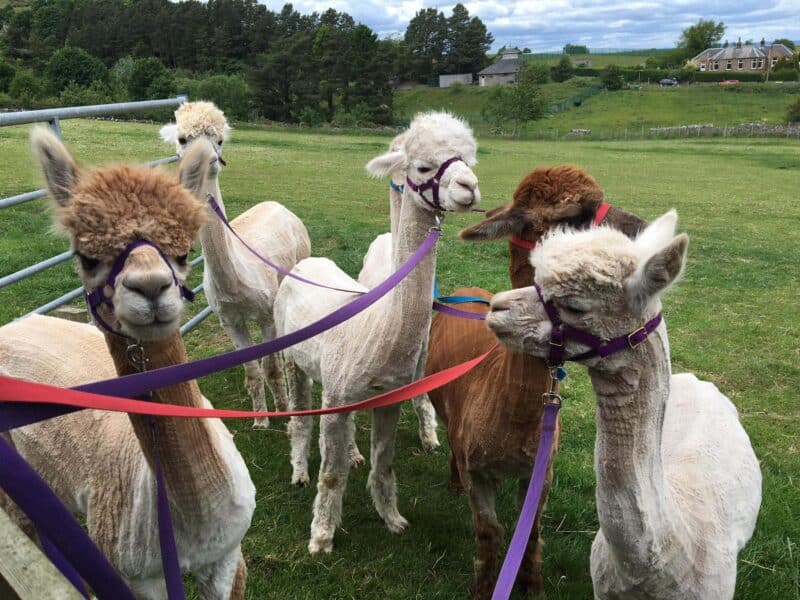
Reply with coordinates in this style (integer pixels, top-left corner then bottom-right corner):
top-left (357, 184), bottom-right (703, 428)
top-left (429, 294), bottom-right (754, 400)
top-left (769, 69), bottom-right (799, 82)
top-left (331, 108), bottom-right (358, 128)
top-left (111, 56), bottom-right (135, 91)
top-left (145, 72), bottom-right (176, 99)
top-left (8, 69), bottom-right (44, 104)
top-left (128, 57), bottom-right (168, 100)
top-left (551, 56), bottom-right (574, 82)
top-left (58, 81), bottom-right (114, 106)
top-left (787, 99), bottom-right (800, 123)
top-left (197, 74), bottom-right (252, 120)
top-left (601, 64), bottom-right (624, 90)
top-left (0, 61), bottom-right (15, 93)
top-left (448, 81), bottom-right (466, 93)
top-left (521, 62), bottom-right (550, 84)
top-left (46, 47), bottom-right (107, 93)
top-left (482, 79), bottom-right (547, 136)
top-left (297, 106), bottom-right (324, 127)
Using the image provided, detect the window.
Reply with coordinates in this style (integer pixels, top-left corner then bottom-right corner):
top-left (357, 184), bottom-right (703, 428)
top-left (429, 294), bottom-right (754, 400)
top-left (771, 58), bottom-right (778, 66)
top-left (738, 59), bottom-right (743, 69)
top-left (700, 62), bottom-right (706, 71)
top-left (752, 59), bottom-right (758, 69)
top-left (713, 61), bottom-right (719, 71)
top-left (726, 60), bottom-right (732, 70)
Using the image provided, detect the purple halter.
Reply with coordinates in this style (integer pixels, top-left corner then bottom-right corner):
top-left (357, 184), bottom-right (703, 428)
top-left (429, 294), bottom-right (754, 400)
top-left (533, 282), bottom-right (662, 367)
top-left (404, 156), bottom-right (463, 211)
top-left (84, 240), bottom-right (195, 336)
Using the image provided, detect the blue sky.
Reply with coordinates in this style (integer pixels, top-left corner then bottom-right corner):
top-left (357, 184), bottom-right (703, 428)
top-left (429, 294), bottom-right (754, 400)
top-left (267, 1), bottom-right (800, 52)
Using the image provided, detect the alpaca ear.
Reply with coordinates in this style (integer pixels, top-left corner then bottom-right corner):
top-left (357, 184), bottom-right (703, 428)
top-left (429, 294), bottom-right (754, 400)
top-left (460, 205), bottom-right (528, 241)
top-left (31, 127), bottom-right (80, 207)
top-left (366, 150), bottom-right (405, 177)
top-left (178, 138), bottom-right (214, 196)
top-left (627, 233), bottom-right (689, 310)
top-left (223, 123), bottom-right (232, 141)
top-left (634, 209), bottom-right (678, 255)
top-left (160, 123), bottom-right (179, 144)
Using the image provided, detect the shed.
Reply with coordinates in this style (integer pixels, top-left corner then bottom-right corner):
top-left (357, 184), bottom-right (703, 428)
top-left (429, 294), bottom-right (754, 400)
top-left (478, 48), bottom-right (521, 87)
top-left (439, 73), bottom-right (473, 88)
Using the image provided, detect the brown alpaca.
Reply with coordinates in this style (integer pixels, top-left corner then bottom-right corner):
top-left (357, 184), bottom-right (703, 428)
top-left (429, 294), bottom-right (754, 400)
top-left (426, 165), bottom-right (646, 598)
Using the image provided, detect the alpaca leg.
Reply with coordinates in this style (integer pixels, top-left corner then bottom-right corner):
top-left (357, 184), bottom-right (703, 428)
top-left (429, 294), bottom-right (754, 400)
top-left (412, 341), bottom-right (440, 451)
top-left (260, 321), bottom-right (289, 413)
top-left (309, 402), bottom-right (351, 555)
top-left (515, 478), bottom-right (545, 595)
top-left (218, 313), bottom-right (268, 428)
top-left (367, 404), bottom-right (408, 534)
top-left (196, 545), bottom-right (246, 600)
top-left (347, 412), bottom-right (365, 468)
top-left (467, 473), bottom-right (503, 600)
top-left (286, 359), bottom-right (313, 487)
top-left (449, 451), bottom-right (464, 494)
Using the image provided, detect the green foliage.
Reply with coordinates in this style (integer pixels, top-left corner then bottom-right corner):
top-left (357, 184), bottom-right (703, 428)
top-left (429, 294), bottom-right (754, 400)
top-left (787, 98), bottom-right (800, 123)
top-left (482, 77), bottom-right (547, 135)
top-left (128, 57), bottom-right (170, 100)
top-left (0, 60), bottom-right (15, 93)
top-left (770, 69), bottom-right (800, 82)
top-left (297, 106), bottom-right (325, 127)
top-left (678, 19), bottom-right (725, 58)
top-left (601, 64), bottom-right (624, 90)
top-left (522, 62), bottom-right (550, 84)
top-left (111, 56), bottom-right (136, 91)
top-left (403, 7), bottom-right (447, 82)
top-left (564, 43), bottom-right (589, 55)
top-left (8, 68), bottom-right (44, 104)
top-left (46, 46), bottom-right (108, 93)
top-left (58, 80), bottom-right (115, 106)
top-left (551, 55), bottom-right (574, 82)
top-left (773, 38), bottom-right (796, 51)
top-left (196, 74), bottom-right (252, 121)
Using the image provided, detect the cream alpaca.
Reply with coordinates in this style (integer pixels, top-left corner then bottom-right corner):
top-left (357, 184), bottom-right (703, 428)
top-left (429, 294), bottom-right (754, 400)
top-left (486, 211), bottom-right (761, 599)
top-left (275, 112), bottom-right (480, 555)
top-left (0, 130), bottom-right (255, 599)
top-left (161, 101), bottom-right (310, 427)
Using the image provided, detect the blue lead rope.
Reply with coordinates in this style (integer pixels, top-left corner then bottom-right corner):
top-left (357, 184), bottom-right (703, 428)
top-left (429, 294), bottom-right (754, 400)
top-left (433, 280), bottom-right (490, 305)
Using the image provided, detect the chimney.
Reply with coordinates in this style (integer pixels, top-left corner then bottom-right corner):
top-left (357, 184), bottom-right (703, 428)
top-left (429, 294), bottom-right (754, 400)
top-left (723, 39), bottom-right (729, 48)
top-left (760, 38), bottom-right (765, 47)
top-left (736, 37), bottom-right (742, 48)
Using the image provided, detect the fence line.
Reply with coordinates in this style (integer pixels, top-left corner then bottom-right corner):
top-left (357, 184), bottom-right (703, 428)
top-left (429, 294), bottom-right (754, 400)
top-left (1, 96), bottom-right (215, 335)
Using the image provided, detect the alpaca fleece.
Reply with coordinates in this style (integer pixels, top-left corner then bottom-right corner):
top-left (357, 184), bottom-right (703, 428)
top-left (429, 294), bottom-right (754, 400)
top-left (57, 165), bottom-right (206, 259)
top-left (174, 101), bottom-right (230, 141)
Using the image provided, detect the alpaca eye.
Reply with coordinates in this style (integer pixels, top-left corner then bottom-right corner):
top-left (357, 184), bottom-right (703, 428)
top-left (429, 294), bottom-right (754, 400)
top-left (418, 166), bottom-right (432, 173)
top-left (76, 253), bottom-right (100, 271)
top-left (176, 254), bottom-right (188, 266)
top-left (218, 140), bottom-right (224, 146)
top-left (563, 304), bottom-right (587, 315)
top-left (178, 137), bottom-right (187, 145)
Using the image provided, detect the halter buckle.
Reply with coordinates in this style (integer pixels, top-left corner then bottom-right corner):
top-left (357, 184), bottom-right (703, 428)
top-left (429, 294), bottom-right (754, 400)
top-left (430, 213), bottom-right (444, 231)
top-left (548, 339), bottom-right (563, 347)
top-left (627, 327), bottom-right (647, 348)
top-left (126, 343), bottom-right (149, 373)
top-left (542, 392), bottom-right (562, 406)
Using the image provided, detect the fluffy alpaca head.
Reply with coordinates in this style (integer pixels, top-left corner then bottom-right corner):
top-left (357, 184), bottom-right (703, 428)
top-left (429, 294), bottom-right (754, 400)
top-left (486, 210), bottom-right (688, 369)
top-left (31, 127), bottom-right (208, 341)
top-left (159, 101), bottom-right (231, 158)
top-left (365, 111), bottom-right (480, 213)
top-left (460, 165), bottom-right (604, 242)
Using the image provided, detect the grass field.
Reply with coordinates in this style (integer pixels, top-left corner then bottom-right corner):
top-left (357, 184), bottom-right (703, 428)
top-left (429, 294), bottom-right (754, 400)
top-left (0, 120), bottom-right (798, 599)
top-left (521, 51), bottom-right (669, 68)
top-left (396, 82), bottom-right (800, 137)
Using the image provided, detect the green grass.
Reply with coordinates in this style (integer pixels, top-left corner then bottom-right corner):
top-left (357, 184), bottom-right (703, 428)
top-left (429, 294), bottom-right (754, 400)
top-left (396, 82), bottom-right (800, 137)
top-left (1, 120), bottom-right (798, 599)
top-left (522, 51), bottom-right (669, 68)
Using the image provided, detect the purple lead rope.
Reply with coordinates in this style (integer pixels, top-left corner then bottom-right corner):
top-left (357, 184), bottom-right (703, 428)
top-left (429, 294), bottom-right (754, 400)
top-left (491, 401), bottom-right (560, 600)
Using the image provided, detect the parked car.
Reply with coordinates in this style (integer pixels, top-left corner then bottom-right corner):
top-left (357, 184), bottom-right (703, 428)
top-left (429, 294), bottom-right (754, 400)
top-left (659, 78), bottom-right (679, 86)
top-left (719, 79), bottom-right (740, 86)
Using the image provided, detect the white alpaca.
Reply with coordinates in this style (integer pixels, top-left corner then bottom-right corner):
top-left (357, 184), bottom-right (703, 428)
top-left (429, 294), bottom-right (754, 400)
top-left (356, 131), bottom-right (439, 451)
top-left (160, 101), bottom-right (310, 427)
top-left (0, 131), bottom-right (255, 599)
top-left (486, 211), bottom-right (761, 599)
top-left (274, 112), bottom-right (481, 554)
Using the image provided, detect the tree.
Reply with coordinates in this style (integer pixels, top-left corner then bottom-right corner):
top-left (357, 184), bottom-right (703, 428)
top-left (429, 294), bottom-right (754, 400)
top-left (564, 43), bottom-right (588, 55)
top-left (404, 8), bottom-right (447, 82)
top-left (551, 55), bottom-right (574, 82)
top-left (773, 38), bottom-right (796, 50)
top-left (128, 57), bottom-right (169, 99)
top-left (678, 19), bottom-right (725, 56)
top-left (601, 64), bottom-right (624, 90)
top-left (521, 62), bottom-right (549, 84)
top-left (482, 76), bottom-right (547, 136)
top-left (46, 47), bottom-right (108, 94)
top-left (787, 98), bottom-right (800, 123)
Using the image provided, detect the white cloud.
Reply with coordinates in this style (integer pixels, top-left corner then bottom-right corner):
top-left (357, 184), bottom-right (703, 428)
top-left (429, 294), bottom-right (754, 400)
top-left (263, 1), bottom-right (800, 51)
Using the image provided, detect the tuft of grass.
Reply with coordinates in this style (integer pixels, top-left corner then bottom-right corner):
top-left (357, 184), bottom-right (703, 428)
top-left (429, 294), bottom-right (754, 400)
top-left (0, 120), bottom-right (798, 598)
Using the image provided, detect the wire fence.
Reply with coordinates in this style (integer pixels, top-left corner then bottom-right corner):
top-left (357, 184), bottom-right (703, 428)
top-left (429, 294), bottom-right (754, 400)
top-left (520, 122), bottom-right (800, 141)
top-left (0, 96), bottom-right (215, 334)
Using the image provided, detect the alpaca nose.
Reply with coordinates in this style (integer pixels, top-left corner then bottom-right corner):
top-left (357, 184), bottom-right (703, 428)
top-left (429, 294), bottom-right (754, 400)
top-left (122, 270), bottom-right (173, 301)
top-left (456, 176), bottom-right (477, 194)
top-left (490, 295), bottom-right (511, 312)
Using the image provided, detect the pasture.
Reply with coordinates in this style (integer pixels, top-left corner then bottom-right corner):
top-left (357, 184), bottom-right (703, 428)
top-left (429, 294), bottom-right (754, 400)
top-left (0, 119), bottom-right (798, 598)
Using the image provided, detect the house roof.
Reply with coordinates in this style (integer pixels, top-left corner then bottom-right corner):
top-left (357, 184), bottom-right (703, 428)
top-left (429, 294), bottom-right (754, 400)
top-left (478, 56), bottom-right (520, 76)
top-left (692, 43), bottom-right (794, 63)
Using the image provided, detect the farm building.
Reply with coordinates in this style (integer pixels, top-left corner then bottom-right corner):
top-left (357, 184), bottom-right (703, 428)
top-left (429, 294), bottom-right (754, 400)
top-left (439, 73), bottom-right (473, 88)
top-left (691, 38), bottom-right (795, 73)
top-left (478, 48), bottom-right (521, 86)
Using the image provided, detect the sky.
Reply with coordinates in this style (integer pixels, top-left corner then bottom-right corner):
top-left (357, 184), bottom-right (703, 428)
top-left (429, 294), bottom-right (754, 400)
top-left (266, 1), bottom-right (800, 52)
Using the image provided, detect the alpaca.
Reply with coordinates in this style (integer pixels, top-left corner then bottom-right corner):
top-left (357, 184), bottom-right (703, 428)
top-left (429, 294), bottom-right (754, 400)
top-left (160, 101), bottom-right (310, 427)
top-left (356, 130), bottom-right (439, 452)
top-left (274, 111), bottom-right (481, 555)
top-left (0, 130), bottom-right (256, 599)
top-left (425, 165), bottom-right (647, 598)
top-left (485, 211), bottom-right (761, 599)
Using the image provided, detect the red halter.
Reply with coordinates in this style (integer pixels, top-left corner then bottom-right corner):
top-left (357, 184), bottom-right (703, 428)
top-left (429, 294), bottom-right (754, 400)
top-left (509, 202), bottom-right (611, 250)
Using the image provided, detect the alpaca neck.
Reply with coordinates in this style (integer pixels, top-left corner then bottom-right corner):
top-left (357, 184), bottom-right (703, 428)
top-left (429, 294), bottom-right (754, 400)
top-left (385, 191), bottom-right (438, 353)
top-left (388, 175), bottom-right (403, 234)
top-left (105, 333), bottom-right (231, 511)
top-left (197, 175), bottom-right (241, 291)
top-left (588, 325), bottom-right (679, 568)
top-left (509, 243), bottom-right (535, 288)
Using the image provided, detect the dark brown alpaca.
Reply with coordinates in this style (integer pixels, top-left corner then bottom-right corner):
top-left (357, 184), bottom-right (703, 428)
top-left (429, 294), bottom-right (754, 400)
top-left (426, 165), bottom-right (646, 599)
